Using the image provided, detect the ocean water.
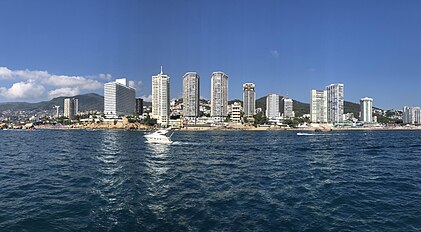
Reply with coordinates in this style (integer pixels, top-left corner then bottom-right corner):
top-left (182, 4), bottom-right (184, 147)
top-left (0, 129), bottom-right (421, 231)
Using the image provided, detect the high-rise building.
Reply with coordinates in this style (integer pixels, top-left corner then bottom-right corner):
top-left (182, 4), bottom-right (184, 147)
top-left (403, 106), bottom-right (421, 124)
top-left (360, 97), bottom-right (373, 123)
top-left (104, 78), bottom-right (136, 118)
top-left (152, 67), bottom-right (170, 125)
top-left (211, 71), bottom-right (228, 118)
top-left (266, 94), bottom-right (280, 119)
top-left (136, 98), bottom-right (143, 115)
top-left (242, 83), bottom-right (256, 117)
top-left (310, 90), bottom-right (328, 123)
top-left (64, 98), bottom-right (78, 120)
top-left (183, 72), bottom-right (200, 119)
top-left (326, 83), bottom-right (344, 123)
top-left (281, 97), bottom-right (294, 118)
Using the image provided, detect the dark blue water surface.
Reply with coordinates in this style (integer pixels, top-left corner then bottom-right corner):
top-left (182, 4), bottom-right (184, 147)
top-left (1, 129), bottom-right (421, 231)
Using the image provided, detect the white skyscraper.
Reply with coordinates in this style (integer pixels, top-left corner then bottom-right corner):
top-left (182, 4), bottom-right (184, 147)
top-left (183, 72), bottom-right (200, 119)
top-left (266, 94), bottom-right (280, 119)
top-left (104, 78), bottom-right (136, 118)
top-left (243, 83), bottom-right (256, 117)
top-left (403, 106), bottom-right (421, 124)
top-left (211, 72), bottom-right (228, 118)
top-left (281, 97), bottom-right (294, 118)
top-left (310, 90), bottom-right (328, 123)
top-left (152, 67), bottom-right (170, 125)
top-left (326, 83), bottom-right (344, 123)
top-left (64, 98), bottom-right (78, 120)
top-left (360, 97), bottom-right (373, 123)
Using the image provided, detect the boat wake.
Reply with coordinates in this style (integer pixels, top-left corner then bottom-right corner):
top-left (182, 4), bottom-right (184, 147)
top-left (172, 141), bottom-right (203, 146)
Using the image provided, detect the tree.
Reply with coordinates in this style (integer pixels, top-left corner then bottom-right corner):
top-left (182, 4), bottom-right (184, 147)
top-left (253, 112), bottom-right (268, 126)
top-left (143, 115), bottom-right (157, 126)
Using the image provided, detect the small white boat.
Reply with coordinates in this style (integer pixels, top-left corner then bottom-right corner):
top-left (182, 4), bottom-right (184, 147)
top-left (144, 128), bottom-right (174, 144)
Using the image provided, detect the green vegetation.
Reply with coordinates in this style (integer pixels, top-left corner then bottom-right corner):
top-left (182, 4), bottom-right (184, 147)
top-left (142, 115), bottom-right (157, 126)
top-left (253, 112), bottom-right (268, 126)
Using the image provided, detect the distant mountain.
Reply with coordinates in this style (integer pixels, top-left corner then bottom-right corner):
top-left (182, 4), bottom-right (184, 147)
top-left (0, 93), bottom-right (104, 112)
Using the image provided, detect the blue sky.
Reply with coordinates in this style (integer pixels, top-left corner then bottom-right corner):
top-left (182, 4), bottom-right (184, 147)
top-left (0, 0), bottom-right (420, 109)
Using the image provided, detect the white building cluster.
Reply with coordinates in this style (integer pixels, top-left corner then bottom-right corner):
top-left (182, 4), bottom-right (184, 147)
top-left (403, 106), bottom-right (421, 124)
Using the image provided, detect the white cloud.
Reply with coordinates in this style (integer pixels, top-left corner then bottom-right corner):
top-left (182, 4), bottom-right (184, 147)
top-left (0, 81), bottom-right (45, 100)
top-left (45, 75), bottom-right (102, 90)
top-left (129, 80), bottom-right (143, 90)
top-left (270, 50), bottom-right (280, 58)
top-left (48, 87), bottom-right (80, 99)
top-left (0, 67), bottom-right (13, 79)
top-left (140, 95), bottom-right (152, 102)
top-left (0, 66), bottom-right (109, 101)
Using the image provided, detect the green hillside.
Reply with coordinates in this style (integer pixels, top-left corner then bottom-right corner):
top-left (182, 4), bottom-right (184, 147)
top-left (0, 93), bottom-right (104, 112)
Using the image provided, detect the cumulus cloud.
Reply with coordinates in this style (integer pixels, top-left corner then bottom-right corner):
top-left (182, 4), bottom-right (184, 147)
top-left (0, 81), bottom-right (45, 100)
top-left (140, 95), bottom-right (152, 102)
top-left (270, 50), bottom-right (280, 58)
top-left (48, 87), bottom-right (80, 99)
top-left (129, 80), bottom-right (143, 90)
top-left (0, 66), bottom-right (108, 101)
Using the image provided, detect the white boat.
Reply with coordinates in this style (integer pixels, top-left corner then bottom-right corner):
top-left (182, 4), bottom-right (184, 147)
top-left (144, 128), bottom-right (174, 144)
top-left (297, 132), bottom-right (315, 136)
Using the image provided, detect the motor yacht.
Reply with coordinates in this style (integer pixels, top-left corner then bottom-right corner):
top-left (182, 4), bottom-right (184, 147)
top-left (144, 128), bottom-right (174, 144)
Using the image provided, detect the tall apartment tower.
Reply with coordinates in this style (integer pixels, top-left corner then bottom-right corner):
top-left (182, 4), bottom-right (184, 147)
top-left (310, 90), bottom-right (328, 123)
top-left (210, 72), bottom-right (228, 118)
top-left (135, 98), bottom-right (144, 115)
top-left (242, 83), bottom-right (256, 117)
top-left (360, 97), bottom-right (373, 123)
top-left (266, 94), bottom-right (280, 119)
top-left (403, 106), bottom-right (421, 124)
top-left (326, 83), bottom-right (344, 123)
top-left (152, 67), bottom-right (170, 125)
top-left (64, 98), bottom-right (78, 120)
top-left (183, 72), bottom-right (200, 119)
top-left (281, 97), bottom-right (294, 118)
top-left (104, 78), bottom-right (136, 118)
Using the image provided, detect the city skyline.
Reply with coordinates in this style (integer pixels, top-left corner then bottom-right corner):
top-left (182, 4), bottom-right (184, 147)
top-left (1, 1), bottom-right (421, 109)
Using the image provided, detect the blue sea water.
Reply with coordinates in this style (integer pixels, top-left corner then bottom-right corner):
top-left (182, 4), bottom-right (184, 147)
top-left (0, 129), bottom-right (421, 231)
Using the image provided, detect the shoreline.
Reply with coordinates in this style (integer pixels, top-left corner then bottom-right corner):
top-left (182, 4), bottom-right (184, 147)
top-left (27, 124), bottom-right (421, 132)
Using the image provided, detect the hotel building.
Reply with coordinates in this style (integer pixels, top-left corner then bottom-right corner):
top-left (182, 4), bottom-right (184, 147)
top-left (104, 78), bottom-right (136, 118)
top-left (326, 83), bottom-right (344, 123)
top-left (242, 83), bottom-right (256, 117)
top-left (183, 72), bottom-right (200, 119)
top-left (310, 90), bottom-right (328, 123)
top-left (64, 98), bottom-right (78, 120)
top-left (266, 94), bottom-right (280, 119)
top-left (360, 97), bottom-right (373, 123)
top-left (152, 67), bottom-right (170, 125)
top-left (210, 72), bottom-right (228, 118)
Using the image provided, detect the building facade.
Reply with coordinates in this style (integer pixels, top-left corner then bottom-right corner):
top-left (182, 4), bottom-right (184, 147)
top-left (230, 102), bottom-right (242, 123)
top-left (64, 98), bottom-right (78, 120)
top-left (152, 67), bottom-right (170, 125)
top-left (210, 72), bottom-right (228, 118)
top-left (135, 98), bottom-right (143, 115)
top-left (360, 97), bottom-right (373, 123)
top-left (310, 90), bottom-right (328, 123)
top-left (242, 83), bottom-right (256, 117)
top-left (183, 72), bottom-right (200, 119)
top-left (326, 83), bottom-right (344, 123)
top-left (281, 97), bottom-right (294, 118)
top-left (403, 106), bottom-right (421, 124)
top-left (104, 78), bottom-right (136, 118)
top-left (266, 94), bottom-right (280, 119)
